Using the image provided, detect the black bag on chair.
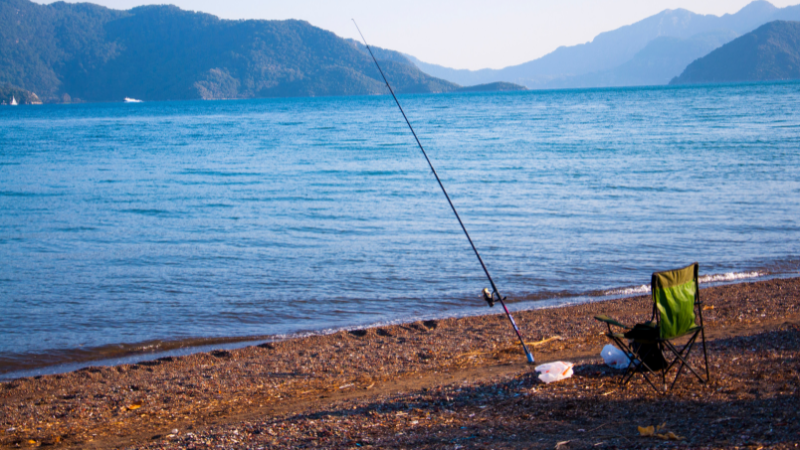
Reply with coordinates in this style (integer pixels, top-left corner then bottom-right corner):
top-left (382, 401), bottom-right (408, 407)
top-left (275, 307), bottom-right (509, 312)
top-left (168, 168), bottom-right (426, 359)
top-left (630, 341), bottom-right (668, 370)
top-left (625, 322), bottom-right (668, 371)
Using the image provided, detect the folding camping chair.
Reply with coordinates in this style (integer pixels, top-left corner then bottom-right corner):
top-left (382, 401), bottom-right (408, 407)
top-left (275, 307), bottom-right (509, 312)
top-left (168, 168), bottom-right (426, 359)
top-left (594, 262), bottom-right (710, 393)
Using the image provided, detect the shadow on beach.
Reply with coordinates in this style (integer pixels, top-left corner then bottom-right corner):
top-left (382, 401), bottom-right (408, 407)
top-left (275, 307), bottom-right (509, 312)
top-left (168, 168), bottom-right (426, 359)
top-left (164, 325), bottom-right (800, 449)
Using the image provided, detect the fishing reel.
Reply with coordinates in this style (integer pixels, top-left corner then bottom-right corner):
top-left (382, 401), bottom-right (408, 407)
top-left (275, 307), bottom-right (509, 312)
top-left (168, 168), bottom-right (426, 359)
top-left (482, 288), bottom-right (505, 308)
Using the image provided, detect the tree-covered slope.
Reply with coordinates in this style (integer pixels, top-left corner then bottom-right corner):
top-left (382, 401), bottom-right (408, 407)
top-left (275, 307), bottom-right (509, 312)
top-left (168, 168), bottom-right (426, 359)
top-left (0, 0), bottom-right (458, 102)
top-left (0, 0), bottom-right (126, 99)
top-left (0, 82), bottom-right (41, 104)
top-left (670, 21), bottom-right (800, 84)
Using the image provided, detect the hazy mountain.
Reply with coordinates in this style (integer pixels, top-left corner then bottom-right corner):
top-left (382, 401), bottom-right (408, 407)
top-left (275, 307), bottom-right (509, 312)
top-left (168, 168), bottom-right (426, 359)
top-left (670, 21), bottom-right (800, 84)
top-left (409, 1), bottom-right (800, 89)
top-left (404, 54), bottom-right (498, 88)
top-left (547, 30), bottom-right (740, 88)
top-left (0, 0), bottom-right (463, 102)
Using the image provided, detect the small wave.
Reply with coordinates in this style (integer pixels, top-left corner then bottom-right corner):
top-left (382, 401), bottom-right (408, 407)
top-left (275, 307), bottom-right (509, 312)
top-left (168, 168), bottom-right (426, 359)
top-left (54, 226), bottom-right (98, 232)
top-left (180, 169), bottom-right (260, 177)
top-left (604, 271), bottom-right (766, 296)
top-left (121, 208), bottom-right (172, 217)
top-left (604, 284), bottom-right (651, 296)
top-left (699, 271), bottom-right (765, 283)
top-left (0, 191), bottom-right (60, 197)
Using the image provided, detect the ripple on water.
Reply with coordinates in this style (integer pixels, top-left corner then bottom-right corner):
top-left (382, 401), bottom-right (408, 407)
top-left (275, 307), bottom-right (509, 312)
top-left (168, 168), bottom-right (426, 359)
top-left (1, 82), bottom-right (799, 374)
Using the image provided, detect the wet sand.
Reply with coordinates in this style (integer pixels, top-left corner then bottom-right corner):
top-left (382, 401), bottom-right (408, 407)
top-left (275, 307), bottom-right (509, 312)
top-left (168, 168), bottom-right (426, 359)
top-left (1, 276), bottom-right (799, 449)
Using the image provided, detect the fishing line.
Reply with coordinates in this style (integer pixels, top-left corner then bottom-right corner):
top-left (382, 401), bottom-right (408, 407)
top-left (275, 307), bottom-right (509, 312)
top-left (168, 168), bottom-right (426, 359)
top-left (352, 20), bottom-right (535, 364)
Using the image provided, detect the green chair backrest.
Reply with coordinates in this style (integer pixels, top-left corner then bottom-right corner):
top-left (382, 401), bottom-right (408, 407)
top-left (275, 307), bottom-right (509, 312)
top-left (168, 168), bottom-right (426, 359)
top-left (651, 263), bottom-right (698, 339)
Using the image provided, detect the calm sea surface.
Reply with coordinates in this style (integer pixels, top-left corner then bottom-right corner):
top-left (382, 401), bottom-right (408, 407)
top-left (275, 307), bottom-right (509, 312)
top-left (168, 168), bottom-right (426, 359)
top-left (2, 82), bottom-right (799, 376)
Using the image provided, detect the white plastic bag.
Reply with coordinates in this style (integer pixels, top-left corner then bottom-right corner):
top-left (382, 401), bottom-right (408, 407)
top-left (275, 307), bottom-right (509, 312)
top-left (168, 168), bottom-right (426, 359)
top-left (535, 361), bottom-right (574, 383)
top-left (601, 344), bottom-right (631, 370)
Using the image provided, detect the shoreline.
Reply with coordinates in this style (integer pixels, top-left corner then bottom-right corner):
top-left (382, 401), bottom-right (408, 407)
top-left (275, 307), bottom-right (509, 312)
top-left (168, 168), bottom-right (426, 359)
top-left (0, 270), bottom-right (782, 381)
top-left (1, 275), bottom-right (798, 449)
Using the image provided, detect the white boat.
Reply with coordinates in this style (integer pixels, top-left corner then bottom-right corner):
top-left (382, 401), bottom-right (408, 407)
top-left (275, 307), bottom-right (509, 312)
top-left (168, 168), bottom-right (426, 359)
top-left (10, 96), bottom-right (17, 106)
top-left (124, 97), bottom-right (143, 103)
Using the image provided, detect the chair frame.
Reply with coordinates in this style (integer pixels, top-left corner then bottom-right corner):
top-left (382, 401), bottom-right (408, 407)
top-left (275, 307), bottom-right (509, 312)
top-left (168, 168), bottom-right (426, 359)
top-left (597, 263), bottom-right (711, 393)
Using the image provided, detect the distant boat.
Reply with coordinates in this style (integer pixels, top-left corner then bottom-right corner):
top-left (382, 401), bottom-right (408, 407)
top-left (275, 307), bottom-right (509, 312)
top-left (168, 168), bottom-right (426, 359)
top-left (124, 97), bottom-right (143, 103)
top-left (10, 96), bottom-right (18, 106)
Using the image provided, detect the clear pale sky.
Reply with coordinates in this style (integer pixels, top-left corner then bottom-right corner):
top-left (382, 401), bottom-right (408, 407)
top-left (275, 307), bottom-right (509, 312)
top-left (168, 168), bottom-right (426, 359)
top-left (37, 0), bottom-right (800, 70)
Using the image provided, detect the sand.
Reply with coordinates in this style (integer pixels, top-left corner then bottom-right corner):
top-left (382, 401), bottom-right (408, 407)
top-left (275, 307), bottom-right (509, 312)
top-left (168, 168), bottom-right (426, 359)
top-left (1, 276), bottom-right (799, 449)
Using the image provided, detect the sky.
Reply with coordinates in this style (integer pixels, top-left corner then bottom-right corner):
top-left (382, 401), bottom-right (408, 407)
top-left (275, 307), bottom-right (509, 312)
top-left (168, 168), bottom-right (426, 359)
top-left (37, 0), bottom-right (800, 70)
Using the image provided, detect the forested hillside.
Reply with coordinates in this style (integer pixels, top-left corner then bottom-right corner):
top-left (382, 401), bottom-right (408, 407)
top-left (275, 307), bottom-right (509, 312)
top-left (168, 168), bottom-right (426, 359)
top-left (0, 82), bottom-right (41, 104)
top-left (671, 21), bottom-right (800, 84)
top-left (0, 0), bottom-right (460, 102)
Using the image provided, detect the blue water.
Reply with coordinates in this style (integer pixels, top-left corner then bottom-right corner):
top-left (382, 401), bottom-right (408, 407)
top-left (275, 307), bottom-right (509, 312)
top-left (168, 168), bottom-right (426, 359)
top-left (2, 82), bottom-right (799, 375)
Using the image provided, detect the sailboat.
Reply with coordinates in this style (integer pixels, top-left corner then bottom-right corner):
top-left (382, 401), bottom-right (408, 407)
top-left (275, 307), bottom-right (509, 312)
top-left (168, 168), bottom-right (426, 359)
top-left (10, 96), bottom-right (18, 106)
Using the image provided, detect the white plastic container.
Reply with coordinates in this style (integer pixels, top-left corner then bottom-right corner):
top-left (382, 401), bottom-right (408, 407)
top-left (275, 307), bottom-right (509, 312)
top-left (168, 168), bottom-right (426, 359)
top-left (601, 344), bottom-right (631, 370)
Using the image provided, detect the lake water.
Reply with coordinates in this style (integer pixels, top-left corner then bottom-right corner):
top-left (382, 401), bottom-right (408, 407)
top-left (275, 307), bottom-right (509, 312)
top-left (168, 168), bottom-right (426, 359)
top-left (2, 81), bottom-right (799, 377)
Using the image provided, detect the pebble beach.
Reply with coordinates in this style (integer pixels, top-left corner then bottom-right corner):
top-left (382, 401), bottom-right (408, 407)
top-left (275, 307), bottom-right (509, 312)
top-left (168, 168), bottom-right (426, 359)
top-left (1, 276), bottom-right (799, 449)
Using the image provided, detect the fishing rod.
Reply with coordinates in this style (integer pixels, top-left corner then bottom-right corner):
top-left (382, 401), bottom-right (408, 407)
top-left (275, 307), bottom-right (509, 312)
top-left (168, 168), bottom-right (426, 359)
top-left (352, 20), bottom-right (535, 364)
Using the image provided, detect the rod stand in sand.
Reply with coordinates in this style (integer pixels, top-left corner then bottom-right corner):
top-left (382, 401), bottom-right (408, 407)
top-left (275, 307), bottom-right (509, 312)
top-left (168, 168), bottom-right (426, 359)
top-left (353, 20), bottom-right (535, 365)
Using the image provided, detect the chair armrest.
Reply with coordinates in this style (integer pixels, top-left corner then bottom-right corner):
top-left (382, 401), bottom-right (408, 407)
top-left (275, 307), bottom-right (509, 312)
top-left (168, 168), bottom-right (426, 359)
top-left (594, 315), bottom-right (628, 329)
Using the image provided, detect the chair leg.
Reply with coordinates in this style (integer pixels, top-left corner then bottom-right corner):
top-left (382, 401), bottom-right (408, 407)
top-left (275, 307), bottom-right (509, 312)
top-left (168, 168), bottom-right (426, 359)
top-left (667, 337), bottom-right (699, 392)
top-left (620, 366), bottom-right (637, 386)
top-left (663, 342), bottom-right (684, 373)
top-left (701, 327), bottom-right (710, 382)
top-left (626, 359), bottom-right (661, 393)
top-left (669, 354), bottom-right (689, 392)
top-left (604, 335), bottom-right (663, 393)
top-left (639, 368), bottom-right (661, 393)
top-left (664, 333), bottom-right (707, 385)
top-left (629, 344), bottom-right (663, 394)
top-left (660, 342), bottom-right (668, 392)
top-left (608, 335), bottom-right (637, 386)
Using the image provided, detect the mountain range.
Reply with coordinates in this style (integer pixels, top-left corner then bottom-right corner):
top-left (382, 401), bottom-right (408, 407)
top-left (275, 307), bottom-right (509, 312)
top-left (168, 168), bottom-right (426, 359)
top-left (409, 1), bottom-right (800, 89)
top-left (0, 0), bottom-right (523, 103)
top-left (671, 20), bottom-right (800, 84)
top-left (2, 0), bottom-right (800, 104)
